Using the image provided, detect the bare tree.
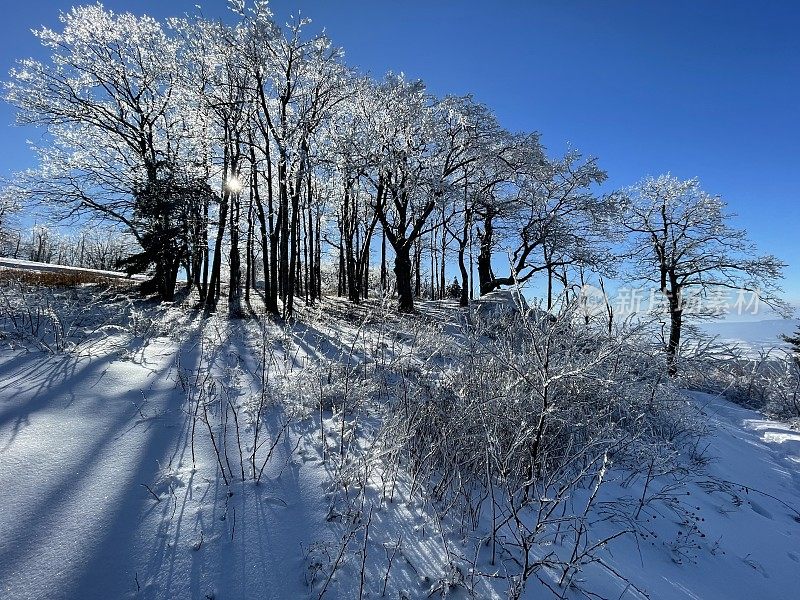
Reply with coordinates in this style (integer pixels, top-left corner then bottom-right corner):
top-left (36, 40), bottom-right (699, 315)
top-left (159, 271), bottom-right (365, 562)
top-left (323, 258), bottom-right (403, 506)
top-left (476, 147), bottom-right (607, 298)
top-left (0, 190), bottom-right (21, 254)
top-left (365, 75), bottom-right (437, 313)
top-left (242, 4), bottom-right (347, 317)
top-left (3, 2), bottom-right (626, 321)
top-left (617, 174), bottom-right (787, 375)
top-left (2, 6), bottom-right (205, 300)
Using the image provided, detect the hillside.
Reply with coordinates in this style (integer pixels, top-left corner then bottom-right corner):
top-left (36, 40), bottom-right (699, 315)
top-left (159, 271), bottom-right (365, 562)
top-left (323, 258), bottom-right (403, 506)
top-left (1, 281), bottom-right (798, 600)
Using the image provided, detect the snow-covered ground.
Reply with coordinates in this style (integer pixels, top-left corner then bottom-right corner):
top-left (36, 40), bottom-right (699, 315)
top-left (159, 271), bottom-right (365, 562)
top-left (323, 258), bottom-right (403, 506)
top-left (592, 392), bottom-right (800, 600)
top-left (1, 294), bottom-right (799, 599)
top-left (0, 313), bottom-right (341, 600)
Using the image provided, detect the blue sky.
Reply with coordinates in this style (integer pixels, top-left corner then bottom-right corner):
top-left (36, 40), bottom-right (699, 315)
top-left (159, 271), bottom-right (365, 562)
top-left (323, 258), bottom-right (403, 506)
top-left (1, 1), bottom-right (798, 303)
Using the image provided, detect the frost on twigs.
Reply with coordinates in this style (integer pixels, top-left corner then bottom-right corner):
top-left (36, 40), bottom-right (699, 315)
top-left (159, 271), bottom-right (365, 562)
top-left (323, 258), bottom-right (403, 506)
top-left (0, 269), bottom-right (145, 354)
top-left (303, 298), bottom-right (708, 598)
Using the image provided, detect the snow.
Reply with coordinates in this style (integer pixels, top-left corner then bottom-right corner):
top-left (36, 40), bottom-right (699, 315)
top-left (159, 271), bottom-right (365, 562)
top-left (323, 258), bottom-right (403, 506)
top-left (0, 257), bottom-right (146, 280)
top-left (696, 318), bottom-right (799, 354)
top-left (608, 392), bottom-right (800, 600)
top-left (0, 319), bottom-right (334, 599)
top-left (1, 298), bottom-right (799, 599)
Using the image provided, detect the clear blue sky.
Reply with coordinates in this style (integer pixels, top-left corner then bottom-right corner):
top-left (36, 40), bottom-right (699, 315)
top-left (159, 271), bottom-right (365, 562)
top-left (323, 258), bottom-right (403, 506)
top-left (1, 1), bottom-right (798, 302)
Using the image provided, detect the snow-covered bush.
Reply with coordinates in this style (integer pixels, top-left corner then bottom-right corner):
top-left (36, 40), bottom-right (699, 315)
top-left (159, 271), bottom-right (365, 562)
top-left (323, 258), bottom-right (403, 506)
top-left (471, 288), bottom-right (529, 326)
top-left (681, 344), bottom-right (800, 423)
top-left (0, 272), bottom-right (136, 352)
top-left (375, 303), bottom-right (702, 595)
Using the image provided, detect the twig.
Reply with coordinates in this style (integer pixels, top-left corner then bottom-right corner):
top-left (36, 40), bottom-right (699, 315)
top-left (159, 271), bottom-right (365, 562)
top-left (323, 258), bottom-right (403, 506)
top-left (359, 507), bottom-right (373, 600)
top-left (317, 526), bottom-right (358, 600)
top-left (141, 483), bottom-right (161, 502)
top-left (382, 534), bottom-right (402, 597)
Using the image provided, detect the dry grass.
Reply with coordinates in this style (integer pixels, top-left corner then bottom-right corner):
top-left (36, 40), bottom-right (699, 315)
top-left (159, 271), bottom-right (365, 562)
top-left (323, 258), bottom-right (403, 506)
top-left (0, 267), bottom-right (136, 289)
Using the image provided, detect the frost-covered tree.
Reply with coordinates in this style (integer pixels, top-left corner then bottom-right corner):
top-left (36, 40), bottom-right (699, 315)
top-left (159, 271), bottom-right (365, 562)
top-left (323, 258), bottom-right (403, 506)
top-left (780, 326), bottom-right (800, 365)
top-left (2, 2), bottom-right (625, 317)
top-left (366, 75), bottom-right (439, 313)
top-left (429, 95), bottom-right (508, 306)
top-left (0, 190), bottom-right (21, 254)
top-left (2, 5), bottom-right (197, 299)
top-left (617, 174), bottom-right (786, 375)
top-left (239, 3), bottom-right (347, 316)
top-left (187, 17), bottom-right (253, 313)
top-left (476, 146), bottom-right (608, 301)
top-left (365, 81), bottom-right (500, 312)
top-left (323, 78), bottom-right (382, 303)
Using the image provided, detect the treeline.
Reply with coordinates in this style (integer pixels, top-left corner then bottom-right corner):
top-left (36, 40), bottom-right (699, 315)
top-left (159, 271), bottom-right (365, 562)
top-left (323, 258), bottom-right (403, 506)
top-left (2, 4), bottom-right (785, 375)
top-left (2, 3), bottom-right (613, 316)
top-left (0, 224), bottom-right (131, 272)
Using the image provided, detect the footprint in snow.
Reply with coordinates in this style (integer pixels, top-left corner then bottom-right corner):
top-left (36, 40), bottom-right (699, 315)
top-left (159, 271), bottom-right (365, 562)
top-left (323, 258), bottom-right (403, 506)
top-left (748, 500), bottom-right (774, 520)
top-left (788, 551), bottom-right (800, 563)
top-left (743, 556), bottom-right (769, 578)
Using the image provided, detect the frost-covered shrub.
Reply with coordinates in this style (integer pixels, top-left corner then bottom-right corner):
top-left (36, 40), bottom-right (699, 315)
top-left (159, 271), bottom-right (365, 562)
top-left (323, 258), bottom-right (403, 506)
top-left (471, 288), bottom-right (529, 330)
top-left (304, 361), bottom-right (378, 413)
top-left (393, 306), bottom-right (693, 487)
top-left (762, 357), bottom-right (800, 423)
top-left (0, 274), bottom-right (137, 352)
top-left (376, 303), bottom-right (701, 594)
top-left (682, 345), bottom-right (800, 422)
top-left (0, 271), bottom-right (163, 353)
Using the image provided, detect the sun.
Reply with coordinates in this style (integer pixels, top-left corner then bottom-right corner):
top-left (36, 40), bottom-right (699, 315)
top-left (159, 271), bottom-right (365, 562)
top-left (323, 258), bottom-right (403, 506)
top-left (225, 173), bottom-right (243, 194)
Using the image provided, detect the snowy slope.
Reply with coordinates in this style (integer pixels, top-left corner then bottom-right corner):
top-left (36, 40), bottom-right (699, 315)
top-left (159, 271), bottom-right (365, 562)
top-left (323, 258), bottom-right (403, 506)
top-left (0, 308), bottom-right (484, 600)
top-left (0, 323), bottom-right (336, 600)
top-left (1, 301), bottom-right (799, 599)
top-left (593, 392), bottom-right (800, 600)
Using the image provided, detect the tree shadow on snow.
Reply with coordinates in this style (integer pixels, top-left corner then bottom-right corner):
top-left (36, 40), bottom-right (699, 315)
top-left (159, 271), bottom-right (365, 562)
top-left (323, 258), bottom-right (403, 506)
top-left (0, 328), bottom-right (205, 599)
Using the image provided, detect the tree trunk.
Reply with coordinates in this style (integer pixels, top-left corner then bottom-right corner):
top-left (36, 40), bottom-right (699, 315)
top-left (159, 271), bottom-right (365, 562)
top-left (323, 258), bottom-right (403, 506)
top-left (205, 192), bottom-right (227, 311)
top-left (228, 184), bottom-right (242, 317)
top-left (265, 152), bottom-right (279, 315)
top-left (430, 231), bottom-right (437, 299)
top-left (458, 206), bottom-right (472, 307)
top-left (278, 155), bottom-right (290, 312)
top-left (200, 195), bottom-right (210, 302)
top-left (458, 244), bottom-right (469, 307)
top-left (307, 178), bottom-right (315, 304)
top-left (477, 209), bottom-right (496, 296)
top-left (252, 164), bottom-right (277, 315)
top-left (381, 227), bottom-right (387, 293)
top-left (315, 206), bottom-right (322, 300)
top-left (338, 225), bottom-right (346, 297)
top-left (245, 183), bottom-right (253, 303)
top-left (395, 244), bottom-right (415, 313)
top-left (667, 289), bottom-right (682, 376)
top-left (303, 202), bottom-right (310, 305)
top-left (440, 213), bottom-right (447, 300)
top-left (414, 238), bottom-right (422, 299)
top-left (469, 225), bottom-right (474, 300)
top-left (285, 160), bottom-right (304, 317)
